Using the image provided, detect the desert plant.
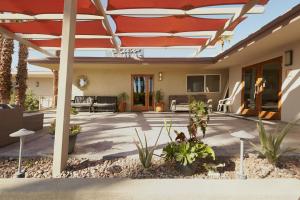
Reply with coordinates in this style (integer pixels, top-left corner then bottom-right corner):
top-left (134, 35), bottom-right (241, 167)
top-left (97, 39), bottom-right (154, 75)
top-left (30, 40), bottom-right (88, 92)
top-left (15, 43), bottom-right (28, 108)
top-left (162, 120), bottom-right (215, 166)
top-left (71, 107), bottom-right (78, 115)
top-left (48, 120), bottom-right (81, 136)
top-left (155, 90), bottom-right (163, 103)
top-left (134, 127), bottom-right (163, 168)
top-left (189, 100), bottom-right (208, 137)
top-left (24, 90), bottom-right (39, 111)
top-left (118, 92), bottom-right (129, 103)
top-left (251, 119), bottom-right (297, 165)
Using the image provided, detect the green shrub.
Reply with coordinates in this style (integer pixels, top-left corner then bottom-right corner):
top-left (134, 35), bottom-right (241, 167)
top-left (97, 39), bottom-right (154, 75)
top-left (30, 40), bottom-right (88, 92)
top-left (163, 140), bottom-right (215, 166)
top-left (189, 100), bottom-right (208, 138)
top-left (24, 90), bottom-right (39, 112)
top-left (162, 120), bottom-right (215, 166)
top-left (71, 107), bottom-right (78, 115)
top-left (118, 92), bottom-right (129, 103)
top-left (48, 120), bottom-right (81, 136)
top-left (134, 127), bottom-right (162, 168)
top-left (251, 119), bottom-right (297, 165)
top-left (155, 90), bottom-right (163, 103)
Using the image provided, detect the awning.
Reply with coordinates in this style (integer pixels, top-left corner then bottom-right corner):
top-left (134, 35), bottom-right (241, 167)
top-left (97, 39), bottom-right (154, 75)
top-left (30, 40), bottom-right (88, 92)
top-left (0, 0), bottom-right (99, 15)
top-left (29, 39), bottom-right (114, 48)
top-left (0, 20), bottom-right (109, 36)
top-left (108, 0), bottom-right (268, 10)
top-left (120, 36), bottom-right (208, 47)
top-left (114, 16), bottom-right (229, 33)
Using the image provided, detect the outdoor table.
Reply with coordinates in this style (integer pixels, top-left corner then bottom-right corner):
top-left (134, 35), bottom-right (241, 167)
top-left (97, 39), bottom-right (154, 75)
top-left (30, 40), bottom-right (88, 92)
top-left (231, 130), bottom-right (255, 179)
top-left (10, 129), bottom-right (35, 178)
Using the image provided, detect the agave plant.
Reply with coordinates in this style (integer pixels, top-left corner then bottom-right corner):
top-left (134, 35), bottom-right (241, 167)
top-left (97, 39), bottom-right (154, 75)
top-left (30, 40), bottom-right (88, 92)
top-left (251, 119), bottom-right (297, 165)
top-left (134, 127), bottom-right (163, 168)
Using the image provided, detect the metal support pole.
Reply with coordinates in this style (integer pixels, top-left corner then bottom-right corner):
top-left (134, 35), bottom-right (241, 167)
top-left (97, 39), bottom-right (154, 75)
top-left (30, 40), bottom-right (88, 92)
top-left (18, 137), bottom-right (24, 174)
top-left (239, 139), bottom-right (246, 179)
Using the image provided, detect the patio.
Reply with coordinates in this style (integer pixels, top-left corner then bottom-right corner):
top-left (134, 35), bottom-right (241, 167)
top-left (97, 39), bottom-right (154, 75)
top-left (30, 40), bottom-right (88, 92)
top-left (1, 111), bottom-right (299, 159)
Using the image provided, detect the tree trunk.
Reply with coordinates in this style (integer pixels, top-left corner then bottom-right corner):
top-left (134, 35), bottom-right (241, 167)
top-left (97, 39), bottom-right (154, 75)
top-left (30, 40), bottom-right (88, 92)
top-left (15, 43), bottom-right (28, 107)
top-left (0, 37), bottom-right (14, 104)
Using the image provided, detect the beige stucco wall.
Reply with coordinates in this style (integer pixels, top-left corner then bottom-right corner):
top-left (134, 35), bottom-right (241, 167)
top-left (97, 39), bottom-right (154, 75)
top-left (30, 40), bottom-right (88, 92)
top-left (228, 40), bottom-right (300, 122)
top-left (26, 77), bottom-right (54, 97)
top-left (72, 64), bottom-right (228, 111)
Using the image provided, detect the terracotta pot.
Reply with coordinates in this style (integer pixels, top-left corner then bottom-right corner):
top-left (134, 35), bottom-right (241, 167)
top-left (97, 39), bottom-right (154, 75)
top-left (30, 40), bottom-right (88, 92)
top-left (118, 102), bottom-right (127, 112)
top-left (155, 102), bottom-right (164, 112)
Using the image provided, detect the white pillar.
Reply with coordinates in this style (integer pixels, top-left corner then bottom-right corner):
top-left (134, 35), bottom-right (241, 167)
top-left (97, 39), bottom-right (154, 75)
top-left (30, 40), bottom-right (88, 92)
top-left (52, 0), bottom-right (77, 177)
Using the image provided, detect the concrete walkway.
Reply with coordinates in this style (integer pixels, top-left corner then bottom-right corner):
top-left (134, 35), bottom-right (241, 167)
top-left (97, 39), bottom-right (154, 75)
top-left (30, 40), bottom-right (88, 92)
top-left (0, 111), bottom-right (300, 159)
top-left (0, 178), bottom-right (300, 200)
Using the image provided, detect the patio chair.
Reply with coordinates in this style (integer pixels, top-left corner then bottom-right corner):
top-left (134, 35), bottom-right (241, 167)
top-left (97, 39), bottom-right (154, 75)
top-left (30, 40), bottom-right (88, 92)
top-left (93, 96), bottom-right (117, 112)
top-left (217, 98), bottom-right (233, 113)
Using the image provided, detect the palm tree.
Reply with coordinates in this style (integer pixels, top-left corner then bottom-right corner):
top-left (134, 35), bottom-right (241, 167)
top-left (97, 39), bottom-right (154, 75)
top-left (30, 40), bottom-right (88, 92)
top-left (15, 43), bottom-right (28, 107)
top-left (0, 37), bottom-right (14, 104)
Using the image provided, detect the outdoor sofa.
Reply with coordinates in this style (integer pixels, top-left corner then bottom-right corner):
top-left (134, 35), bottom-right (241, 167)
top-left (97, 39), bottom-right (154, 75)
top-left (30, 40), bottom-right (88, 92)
top-left (169, 95), bottom-right (211, 112)
top-left (71, 96), bottom-right (94, 112)
top-left (71, 96), bottom-right (117, 112)
top-left (93, 96), bottom-right (117, 112)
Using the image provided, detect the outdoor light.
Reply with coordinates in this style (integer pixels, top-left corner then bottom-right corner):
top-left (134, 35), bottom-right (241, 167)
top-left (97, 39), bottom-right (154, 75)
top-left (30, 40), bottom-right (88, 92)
top-left (35, 81), bottom-right (40, 87)
top-left (231, 130), bottom-right (255, 179)
top-left (284, 50), bottom-right (293, 66)
top-left (159, 72), bottom-right (163, 81)
top-left (10, 129), bottom-right (35, 178)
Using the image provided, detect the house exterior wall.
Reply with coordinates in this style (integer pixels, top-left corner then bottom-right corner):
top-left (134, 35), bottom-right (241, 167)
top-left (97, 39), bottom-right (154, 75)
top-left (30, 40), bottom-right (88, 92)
top-left (228, 40), bottom-right (300, 122)
top-left (72, 64), bottom-right (229, 111)
top-left (26, 77), bottom-right (54, 97)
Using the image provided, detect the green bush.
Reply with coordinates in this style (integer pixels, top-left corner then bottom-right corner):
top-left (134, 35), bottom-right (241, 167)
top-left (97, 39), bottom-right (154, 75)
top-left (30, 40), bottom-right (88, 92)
top-left (189, 100), bottom-right (208, 138)
top-left (24, 90), bottom-right (39, 112)
top-left (71, 107), bottom-right (78, 115)
top-left (162, 120), bottom-right (215, 166)
top-left (134, 127), bottom-right (162, 168)
top-left (48, 120), bottom-right (81, 136)
top-left (251, 119), bottom-right (297, 165)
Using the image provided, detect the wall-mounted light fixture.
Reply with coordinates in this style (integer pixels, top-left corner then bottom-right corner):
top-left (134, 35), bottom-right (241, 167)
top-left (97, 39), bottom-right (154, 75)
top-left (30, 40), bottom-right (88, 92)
top-left (35, 81), bottom-right (39, 87)
top-left (284, 50), bottom-right (293, 66)
top-left (158, 72), bottom-right (163, 81)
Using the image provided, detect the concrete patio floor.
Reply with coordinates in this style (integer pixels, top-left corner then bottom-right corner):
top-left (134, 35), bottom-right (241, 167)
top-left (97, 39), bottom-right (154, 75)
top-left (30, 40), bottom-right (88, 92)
top-left (0, 111), bottom-right (299, 159)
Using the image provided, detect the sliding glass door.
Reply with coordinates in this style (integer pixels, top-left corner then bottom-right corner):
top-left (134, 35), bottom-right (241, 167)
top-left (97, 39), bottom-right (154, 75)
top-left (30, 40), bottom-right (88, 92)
top-left (132, 75), bottom-right (154, 111)
top-left (241, 57), bottom-right (282, 120)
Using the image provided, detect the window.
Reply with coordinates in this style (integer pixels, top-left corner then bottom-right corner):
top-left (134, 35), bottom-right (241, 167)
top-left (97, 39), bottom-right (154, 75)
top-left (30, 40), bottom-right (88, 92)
top-left (187, 74), bottom-right (221, 93)
top-left (187, 75), bottom-right (204, 92)
top-left (205, 75), bottom-right (220, 92)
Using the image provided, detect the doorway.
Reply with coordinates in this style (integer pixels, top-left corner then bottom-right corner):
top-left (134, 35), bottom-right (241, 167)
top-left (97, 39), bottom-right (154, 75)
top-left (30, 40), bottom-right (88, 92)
top-left (131, 75), bottom-right (154, 111)
top-left (241, 57), bottom-right (282, 120)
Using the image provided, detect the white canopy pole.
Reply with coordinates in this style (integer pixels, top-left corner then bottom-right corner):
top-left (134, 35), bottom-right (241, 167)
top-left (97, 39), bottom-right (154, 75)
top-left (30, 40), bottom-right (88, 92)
top-left (52, 0), bottom-right (77, 177)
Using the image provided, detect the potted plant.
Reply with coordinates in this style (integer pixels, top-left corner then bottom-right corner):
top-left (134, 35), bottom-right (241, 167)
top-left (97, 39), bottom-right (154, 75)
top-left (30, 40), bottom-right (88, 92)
top-left (155, 90), bottom-right (164, 112)
top-left (118, 92), bottom-right (129, 112)
top-left (48, 120), bottom-right (81, 154)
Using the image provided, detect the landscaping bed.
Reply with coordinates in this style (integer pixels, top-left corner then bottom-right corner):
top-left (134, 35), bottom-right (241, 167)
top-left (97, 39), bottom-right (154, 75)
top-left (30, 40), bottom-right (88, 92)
top-left (1, 154), bottom-right (300, 179)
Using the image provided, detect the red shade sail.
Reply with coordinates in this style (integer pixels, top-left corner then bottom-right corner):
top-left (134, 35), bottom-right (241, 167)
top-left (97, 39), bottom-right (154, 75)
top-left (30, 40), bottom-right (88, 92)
top-left (114, 16), bottom-right (228, 33)
top-left (29, 39), bottom-right (113, 48)
top-left (120, 36), bottom-right (208, 47)
top-left (0, 20), bottom-right (108, 36)
top-left (0, 0), bottom-right (99, 15)
top-left (108, 0), bottom-right (268, 10)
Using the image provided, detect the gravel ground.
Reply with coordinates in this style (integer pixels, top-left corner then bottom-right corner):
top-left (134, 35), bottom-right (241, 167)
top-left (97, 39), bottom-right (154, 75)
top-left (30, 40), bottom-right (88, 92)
top-left (1, 154), bottom-right (300, 179)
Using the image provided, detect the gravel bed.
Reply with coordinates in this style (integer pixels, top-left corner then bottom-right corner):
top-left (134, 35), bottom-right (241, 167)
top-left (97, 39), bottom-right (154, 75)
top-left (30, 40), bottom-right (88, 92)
top-left (1, 154), bottom-right (300, 179)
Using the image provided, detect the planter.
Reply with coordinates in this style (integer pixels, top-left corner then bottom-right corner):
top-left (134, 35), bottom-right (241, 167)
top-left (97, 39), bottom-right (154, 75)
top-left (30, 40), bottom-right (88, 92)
top-left (155, 102), bottom-right (164, 112)
top-left (68, 134), bottom-right (78, 154)
top-left (118, 102), bottom-right (127, 112)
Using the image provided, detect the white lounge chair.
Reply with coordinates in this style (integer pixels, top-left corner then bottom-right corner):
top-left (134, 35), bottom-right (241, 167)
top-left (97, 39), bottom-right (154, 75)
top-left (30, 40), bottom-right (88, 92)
top-left (217, 98), bottom-right (233, 113)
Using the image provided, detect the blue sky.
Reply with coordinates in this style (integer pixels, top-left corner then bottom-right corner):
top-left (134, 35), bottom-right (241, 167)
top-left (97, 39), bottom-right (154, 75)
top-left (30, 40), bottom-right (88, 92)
top-left (11, 0), bottom-right (300, 72)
